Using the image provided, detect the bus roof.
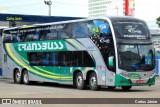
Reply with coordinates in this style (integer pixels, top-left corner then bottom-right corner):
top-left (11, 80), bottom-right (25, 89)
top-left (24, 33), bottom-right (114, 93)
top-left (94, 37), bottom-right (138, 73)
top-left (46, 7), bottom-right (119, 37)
top-left (3, 16), bottom-right (145, 31)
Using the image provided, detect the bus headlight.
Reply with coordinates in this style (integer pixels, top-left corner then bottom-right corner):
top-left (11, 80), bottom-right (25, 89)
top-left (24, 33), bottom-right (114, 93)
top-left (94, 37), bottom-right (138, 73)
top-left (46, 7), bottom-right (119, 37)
top-left (120, 72), bottom-right (129, 79)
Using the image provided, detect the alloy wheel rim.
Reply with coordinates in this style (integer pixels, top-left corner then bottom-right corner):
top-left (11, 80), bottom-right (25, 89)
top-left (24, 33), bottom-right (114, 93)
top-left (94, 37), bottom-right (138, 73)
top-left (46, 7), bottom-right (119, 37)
top-left (24, 73), bottom-right (29, 83)
top-left (77, 75), bottom-right (83, 86)
top-left (90, 76), bottom-right (96, 86)
top-left (16, 71), bottom-right (21, 81)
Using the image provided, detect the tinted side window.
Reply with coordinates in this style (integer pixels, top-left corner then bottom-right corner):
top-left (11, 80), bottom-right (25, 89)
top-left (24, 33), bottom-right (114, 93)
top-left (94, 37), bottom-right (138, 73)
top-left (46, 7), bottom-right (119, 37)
top-left (70, 51), bottom-right (83, 67)
top-left (72, 22), bottom-right (89, 38)
top-left (59, 24), bottom-right (72, 39)
top-left (24, 32), bottom-right (35, 41)
top-left (27, 51), bottom-right (95, 67)
top-left (3, 33), bottom-right (12, 43)
top-left (50, 52), bottom-right (58, 66)
top-left (27, 52), bottom-right (59, 66)
top-left (65, 51), bottom-right (95, 67)
top-left (83, 51), bottom-right (95, 67)
top-left (27, 52), bottom-right (49, 66)
top-left (46, 32), bottom-right (57, 40)
top-left (38, 27), bottom-right (58, 41)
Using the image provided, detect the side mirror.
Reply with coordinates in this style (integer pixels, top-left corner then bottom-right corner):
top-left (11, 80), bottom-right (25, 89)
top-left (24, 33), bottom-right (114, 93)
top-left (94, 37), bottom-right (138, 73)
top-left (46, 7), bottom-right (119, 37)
top-left (108, 56), bottom-right (114, 67)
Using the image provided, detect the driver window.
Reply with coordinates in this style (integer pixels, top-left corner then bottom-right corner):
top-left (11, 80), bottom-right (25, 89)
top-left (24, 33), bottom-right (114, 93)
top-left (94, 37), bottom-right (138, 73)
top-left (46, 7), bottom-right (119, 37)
top-left (105, 47), bottom-right (116, 72)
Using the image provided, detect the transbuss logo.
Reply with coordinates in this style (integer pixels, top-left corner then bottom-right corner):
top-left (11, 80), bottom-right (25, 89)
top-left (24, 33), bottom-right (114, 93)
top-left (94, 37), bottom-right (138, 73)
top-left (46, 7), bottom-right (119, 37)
top-left (18, 42), bottom-right (64, 51)
top-left (13, 40), bottom-right (67, 52)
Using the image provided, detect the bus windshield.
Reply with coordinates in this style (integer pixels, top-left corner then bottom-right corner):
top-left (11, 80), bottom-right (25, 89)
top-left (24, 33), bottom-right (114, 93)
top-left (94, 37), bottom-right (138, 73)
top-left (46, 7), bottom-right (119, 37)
top-left (113, 20), bottom-right (150, 39)
top-left (117, 44), bottom-right (155, 71)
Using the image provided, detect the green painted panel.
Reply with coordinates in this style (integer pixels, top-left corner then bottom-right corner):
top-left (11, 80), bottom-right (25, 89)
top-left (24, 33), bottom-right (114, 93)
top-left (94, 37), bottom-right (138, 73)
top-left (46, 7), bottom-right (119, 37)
top-left (115, 74), bottom-right (131, 86)
top-left (60, 67), bottom-right (71, 82)
top-left (13, 40), bottom-right (67, 52)
top-left (115, 74), bottom-right (155, 86)
top-left (147, 75), bottom-right (156, 85)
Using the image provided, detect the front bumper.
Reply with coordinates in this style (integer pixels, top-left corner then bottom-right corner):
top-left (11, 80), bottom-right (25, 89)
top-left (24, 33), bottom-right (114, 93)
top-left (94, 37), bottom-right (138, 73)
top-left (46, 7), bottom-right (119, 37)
top-left (115, 74), bottom-right (155, 86)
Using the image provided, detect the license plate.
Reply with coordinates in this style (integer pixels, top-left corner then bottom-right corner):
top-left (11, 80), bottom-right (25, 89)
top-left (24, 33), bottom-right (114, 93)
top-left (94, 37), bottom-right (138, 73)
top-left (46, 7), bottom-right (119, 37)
top-left (136, 80), bottom-right (144, 84)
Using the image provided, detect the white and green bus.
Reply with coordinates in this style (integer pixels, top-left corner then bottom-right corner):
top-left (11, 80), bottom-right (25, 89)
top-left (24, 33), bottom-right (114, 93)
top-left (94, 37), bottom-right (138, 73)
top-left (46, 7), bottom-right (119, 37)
top-left (2, 17), bottom-right (155, 90)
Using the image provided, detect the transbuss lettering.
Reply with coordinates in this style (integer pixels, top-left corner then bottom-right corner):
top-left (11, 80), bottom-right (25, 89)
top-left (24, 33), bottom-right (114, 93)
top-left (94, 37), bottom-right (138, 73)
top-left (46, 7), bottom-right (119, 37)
top-left (53, 42), bottom-right (58, 50)
top-left (18, 42), bottom-right (64, 51)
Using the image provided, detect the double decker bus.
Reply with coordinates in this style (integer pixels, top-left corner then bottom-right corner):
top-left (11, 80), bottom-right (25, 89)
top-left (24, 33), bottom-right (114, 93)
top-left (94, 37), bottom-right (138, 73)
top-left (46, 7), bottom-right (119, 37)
top-left (2, 17), bottom-right (155, 91)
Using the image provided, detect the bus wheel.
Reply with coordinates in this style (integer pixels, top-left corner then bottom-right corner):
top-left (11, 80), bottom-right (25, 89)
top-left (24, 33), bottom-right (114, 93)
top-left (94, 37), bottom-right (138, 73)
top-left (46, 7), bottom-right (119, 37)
top-left (75, 72), bottom-right (86, 90)
top-left (14, 69), bottom-right (22, 84)
top-left (22, 70), bottom-right (30, 85)
top-left (121, 86), bottom-right (132, 91)
top-left (89, 72), bottom-right (100, 91)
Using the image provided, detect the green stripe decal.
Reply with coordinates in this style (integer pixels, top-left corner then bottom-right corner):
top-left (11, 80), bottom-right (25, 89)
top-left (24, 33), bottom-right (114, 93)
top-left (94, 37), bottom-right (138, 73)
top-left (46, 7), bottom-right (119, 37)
top-left (19, 55), bottom-right (61, 76)
top-left (66, 39), bottom-right (81, 50)
top-left (5, 43), bottom-right (72, 81)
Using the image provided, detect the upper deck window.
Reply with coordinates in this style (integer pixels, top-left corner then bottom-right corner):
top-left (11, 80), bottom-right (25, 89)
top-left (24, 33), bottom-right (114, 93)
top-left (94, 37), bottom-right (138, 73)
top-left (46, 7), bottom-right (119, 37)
top-left (112, 20), bottom-right (150, 39)
top-left (3, 19), bottom-right (111, 43)
top-left (72, 22), bottom-right (89, 38)
top-left (59, 24), bottom-right (72, 39)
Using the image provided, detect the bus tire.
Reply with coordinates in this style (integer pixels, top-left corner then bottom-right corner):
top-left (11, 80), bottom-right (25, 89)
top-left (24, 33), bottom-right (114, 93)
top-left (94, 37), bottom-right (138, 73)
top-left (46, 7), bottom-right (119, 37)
top-left (75, 72), bottom-right (87, 90)
top-left (22, 70), bottom-right (30, 85)
top-left (89, 72), bottom-right (100, 91)
top-left (14, 69), bottom-right (22, 84)
top-left (121, 86), bottom-right (132, 91)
